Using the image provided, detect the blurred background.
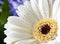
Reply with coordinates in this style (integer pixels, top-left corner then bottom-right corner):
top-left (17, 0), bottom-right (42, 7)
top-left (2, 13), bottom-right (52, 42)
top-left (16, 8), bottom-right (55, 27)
top-left (0, 0), bottom-right (12, 44)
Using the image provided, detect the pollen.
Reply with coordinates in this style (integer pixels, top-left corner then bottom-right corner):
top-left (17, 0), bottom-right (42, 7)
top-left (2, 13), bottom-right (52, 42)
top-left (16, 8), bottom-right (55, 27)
top-left (33, 18), bottom-right (58, 42)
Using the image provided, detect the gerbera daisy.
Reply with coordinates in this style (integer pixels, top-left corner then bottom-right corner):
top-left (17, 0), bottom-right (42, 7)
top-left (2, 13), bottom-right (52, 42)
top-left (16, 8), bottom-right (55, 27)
top-left (4, 0), bottom-right (60, 44)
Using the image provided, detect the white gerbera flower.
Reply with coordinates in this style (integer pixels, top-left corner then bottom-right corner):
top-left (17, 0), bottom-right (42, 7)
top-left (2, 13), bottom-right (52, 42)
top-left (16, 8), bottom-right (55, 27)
top-left (4, 0), bottom-right (60, 44)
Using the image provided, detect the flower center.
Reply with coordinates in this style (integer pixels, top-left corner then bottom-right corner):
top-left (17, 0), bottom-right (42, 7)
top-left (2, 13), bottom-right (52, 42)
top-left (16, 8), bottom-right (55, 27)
top-left (40, 24), bottom-right (51, 35)
top-left (33, 18), bottom-right (58, 42)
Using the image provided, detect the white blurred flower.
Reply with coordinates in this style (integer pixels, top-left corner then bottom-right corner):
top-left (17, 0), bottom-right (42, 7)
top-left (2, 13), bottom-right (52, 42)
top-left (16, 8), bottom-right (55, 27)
top-left (4, 0), bottom-right (60, 44)
top-left (0, 0), bottom-right (4, 12)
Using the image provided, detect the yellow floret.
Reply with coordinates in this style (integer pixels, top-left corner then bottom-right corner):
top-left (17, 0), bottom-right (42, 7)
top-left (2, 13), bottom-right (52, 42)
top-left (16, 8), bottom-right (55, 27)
top-left (33, 18), bottom-right (58, 42)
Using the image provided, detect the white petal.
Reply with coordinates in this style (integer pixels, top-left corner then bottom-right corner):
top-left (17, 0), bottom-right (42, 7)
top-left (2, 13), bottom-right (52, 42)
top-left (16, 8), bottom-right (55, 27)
top-left (52, 0), bottom-right (60, 20)
top-left (4, 23), bottom-right (32, 34)
top-left (4, 30), bottom-right (32, 44)
top-left (7, 16), bottom-right (33, 29)
top-left (5, 30), bottom-right (32, 39)
top-left (15, 39), bottom-right (38, 44)
top-left (4, 16), bottom-right (33, 44)
top-left (16, 1), bottom-right (39, 25)
top-left (39, 39), bottom-right (59, 44)
top-left (49, 0), bottom-right (55, 6)
top-left (30, 0), bottom-right (42, 20)
top-left (55, 7), bottom-right (60, 43)
top-left (47, 40), bottom-right (59, 44)
top-left (56, 6), bottom-right (60, 36)
top-left (56, 7), bottom-right (60, 20)
top-left (4, 37), bottom-right (17, 44)
top-left (48, 0), bottom-right (55, 17)
top-left (55, 36), bottom-right (60, 44)
top-left (39, 0), bottom-right (49, 18)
